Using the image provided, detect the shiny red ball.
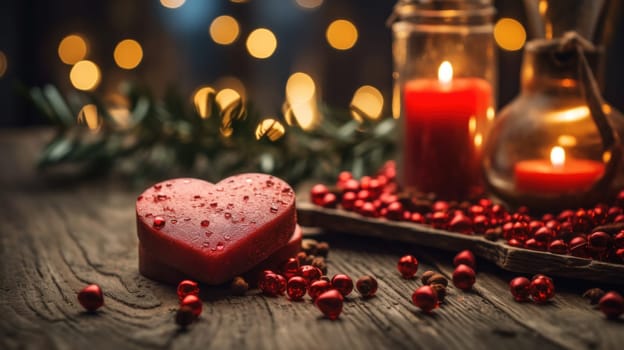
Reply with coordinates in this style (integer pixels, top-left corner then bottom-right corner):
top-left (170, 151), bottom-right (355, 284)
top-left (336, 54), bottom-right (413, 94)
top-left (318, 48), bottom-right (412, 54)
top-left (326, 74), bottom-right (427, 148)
top-left (397, 255), bottom-right (419, 278)
top-left (385, 202), bottom-right (404, 221)
top-left (614, 231), bottom-right (624, 249)
top-left (310, 184), bottom-right (329, 205)
top-left (77, 284), bottom-right (104, 312)
top-left (548, 240), bottom-right (568, 255)
top-left (282, 257), bottom-right (300, 280)
top-left (530, 275), bottom-right (555, 303)
top-left (412, 285), bottom-right (438, 313)
top-left (331, 274), bottom-right (354, 297)
top-left (355, 275), bottom-right (378, 298)
top-left (315, 289), bottom-right (344, 320)
top-left (180, 294), bottom-right (203, 317)
top-left (588, 231), bottom-right (612, 252)
top-left (309, 280), bottom-right (332, 300)
top-left (321, 193), bottom-right (338, 208)
top-left (176, 280), bottom-right (200, 302)
top-left (260, 272), bottom-right (284, 296)
top-left (286, 276), bottom-right (307, 301)
top-left (598, 291), bottom-right (624, 319)
top-left (449, 215), bottom-right (472, 234)
top-left (452, 264), bottom-right (476, 291)
top-left (341, 191), bottom-right (357, 210)
top-left (298, 265), bottom-right (322, 286)
top-left (453, 250), bottom-right (476, 269)
top-left (509, 277), bottom-right (531, 302)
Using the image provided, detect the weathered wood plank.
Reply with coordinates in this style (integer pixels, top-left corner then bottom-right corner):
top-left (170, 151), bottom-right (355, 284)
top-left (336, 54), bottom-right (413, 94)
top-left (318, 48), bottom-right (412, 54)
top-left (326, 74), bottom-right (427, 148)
top-left (297, 203), bottom-right (624, 285)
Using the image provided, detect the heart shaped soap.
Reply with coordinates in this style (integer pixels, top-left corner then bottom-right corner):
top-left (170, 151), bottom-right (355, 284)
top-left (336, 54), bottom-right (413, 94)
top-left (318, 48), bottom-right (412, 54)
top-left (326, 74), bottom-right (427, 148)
top-left (136, 174), bottom-right (296, 284)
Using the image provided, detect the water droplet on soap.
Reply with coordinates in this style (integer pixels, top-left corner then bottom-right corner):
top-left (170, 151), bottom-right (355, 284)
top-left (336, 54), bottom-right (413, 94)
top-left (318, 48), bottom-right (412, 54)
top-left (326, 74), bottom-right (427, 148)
top-left (137, 195), bottom-right (143, 201)
top-left (171, 219), bottom-right (177, 224)
top-left (243, 195), bottom-right (249, 202)
top-left (184, 217), bottom-right (191, 221)
top-left (153, 184), bottom-right (162, 190)
top-left (224, 234), bottom-right (231, 241)
top-left (216, 242), bottom-right (224, 250)
top-left (153, 216), bottom-right (165, 229)
top-left (201, 220), bottom-right (210, 227)
top-left (224, 212), bottom-right (232, 219)
top-left (165, 183), bottom-right (172, 187)
top-left (266, 180), bottom-right (274, 187)
top-left (210, 202), bottom-right (218, 208)
top-left (245, 178), bottom-right (252, 183)
top-left (145, 213), bottom-right (153, 218)
top-left (216, 186), bottom-right (224, 192)
top-left (194, 195), bottom-right (201, 199)
top-left (157, 194), bottom-right (168, 201)
top-left (270, 204), bottom-right (278, 213)
top-left (202, 242), bottom-right (210, 248)
top-left (227, 203), bottom-right (234, 209)
top-left (204, 231), bottom-right (213, 237)
top-left (183, 180), bottom-right (190, 184)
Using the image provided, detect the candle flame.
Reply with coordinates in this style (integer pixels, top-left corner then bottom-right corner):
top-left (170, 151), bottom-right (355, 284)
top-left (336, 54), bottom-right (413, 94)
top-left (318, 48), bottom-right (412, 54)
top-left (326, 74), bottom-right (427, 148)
top-left (550, 146), bottom-right (565, 167)
top-left (438, 61), bottom-right (453, 85)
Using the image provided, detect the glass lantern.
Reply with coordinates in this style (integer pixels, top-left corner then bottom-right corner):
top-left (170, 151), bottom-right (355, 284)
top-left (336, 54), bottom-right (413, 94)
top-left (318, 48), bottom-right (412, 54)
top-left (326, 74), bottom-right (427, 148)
top-left (483, 33), bottom-right (623, 210)
top-left (390, 0), bottom-right (497, 199)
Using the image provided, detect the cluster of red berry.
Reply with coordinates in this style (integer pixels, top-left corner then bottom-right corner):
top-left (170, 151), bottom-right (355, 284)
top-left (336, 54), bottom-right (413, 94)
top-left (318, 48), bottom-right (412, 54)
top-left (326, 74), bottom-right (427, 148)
top-left (310, 161), bottom-right (624, 264)
top-left (399, 250), bottom-right (477, 313)
top-left (175, 280), bottom-right (203, 326)
top-left (508, 275), bottom-right (555, 303)
top-left (582, 288), bottom-right (624, 319)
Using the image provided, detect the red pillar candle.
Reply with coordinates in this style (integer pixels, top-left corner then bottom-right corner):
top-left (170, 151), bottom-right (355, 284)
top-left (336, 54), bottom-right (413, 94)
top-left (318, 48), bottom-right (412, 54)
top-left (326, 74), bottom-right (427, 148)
top-left (402, 61), bottom-right (492, 199)
top-left (515, 146), bottom-right (605, 194)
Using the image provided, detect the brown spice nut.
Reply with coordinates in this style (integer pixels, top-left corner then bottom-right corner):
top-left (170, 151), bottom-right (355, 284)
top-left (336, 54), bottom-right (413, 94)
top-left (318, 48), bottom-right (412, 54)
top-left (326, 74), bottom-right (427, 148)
top-left (296, 251), bottom-right (308, 265)
top-left (304, 254), bottom-right (316, 266)
top-left (430, 283), bottom-right (447, 302)
top-left (582, 288), bottom-right (606, 305)
top-left (421, 271), bottom-right (436, 285)
top-left (175, 306), bottom-right (196, 327)
top-left (427, 273), bottom-right (448, 287)
top-left (311, 256), bottom-right (328, 275)
top-left (231, 276), bottom-right (249, 295)
top-left (301, 239), bottom-right (319, 255)
top-left (316, 242), bottom-right (330, 257)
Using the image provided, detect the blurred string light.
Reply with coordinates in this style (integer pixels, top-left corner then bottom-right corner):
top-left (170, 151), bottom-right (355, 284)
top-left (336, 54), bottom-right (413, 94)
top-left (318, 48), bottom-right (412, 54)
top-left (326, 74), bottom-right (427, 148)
top-left (70, 60), bottom-right (101, 91)
top-left (58, 34), bottom-right (88, 65)
top-left (230, 0), bottom-right (249, 3)
top-left (494, 18), bottom-right (526, 51)
top-left (296, 0), bottom-right (323, 9)
top-left (210, 15), bottom-right (240, 45)
top-left (0, 51), bottom-right (7, 78)
top-left (215, 88), bottom-right (241, 110)
top-left (216, 88), bottom-right (243, 137)
top-left (77, 104), bottom-right (101, 131)
top-left (350, 85), bottom-right (384, 121)
top-left (214, 76), bottom-right (246, 101)
top-left (160, 0), bottom-right (185, 9)
top-left (392, 81), bottom-right (400, 119)
top-left (255, 118), bottom-right (286, 141)
top-left (285, 72), bottom-right (319, 130)
top-left (246, 28), bottom-right (277, 59)
top-left (113, 39), bottom-right (143, 70)
top-left (193, 86), bottom-right (216, 118)
top-left (326, 19), bottom-right (358, 50)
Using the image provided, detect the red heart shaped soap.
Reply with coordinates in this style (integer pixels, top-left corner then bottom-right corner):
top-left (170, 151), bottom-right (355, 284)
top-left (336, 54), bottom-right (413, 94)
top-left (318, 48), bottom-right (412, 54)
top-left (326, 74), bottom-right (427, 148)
top-left (136, 174), bottom-right (296, 284)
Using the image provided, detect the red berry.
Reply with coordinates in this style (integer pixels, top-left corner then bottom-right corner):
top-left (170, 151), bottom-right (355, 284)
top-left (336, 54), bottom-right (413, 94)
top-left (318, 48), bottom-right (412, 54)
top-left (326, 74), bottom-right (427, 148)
top-left (472, 215), bottom-right (489, 234)
top-left (548, 240), bottom-right (568, 254)
top-left (286, 276), bottom-right (307, 301)
top-left (385, 202), bottom-right (404, 221)
top-left (260, 272), bottom-right (285, 296)
top-left (507, 238), bottom-right (523, 247)
top-left (412, 285), bottom-right (438, 313)
top-left (569, 236), bottom-right (590, 258)
top-left (525, 238), bottom-right (546, 251)
top-left (529, 275), bottom-right (555, 303)
top-left (397, 255), bottom-right (419, 278)
top-left (431, 211), bottom-right (449, 229)
top-left (598, 291), bottom-right (624, 319)
top-left (310, 184), bottom-right (329, 205)
top-left (331, 274), bottom-right (354, 297)
top-left (453, 250), bottom-right (476, 269)
top-left (282, 257), bottom-right (300, 280)
top-left (534, 227), bottom-right (555, 243)
top-left (509, 277), bottom-right (531, 302)
top-left (298, 265), bottom-right (322, 286)
top-left (77, 284), bottom-right (104, 312)
top-left (449, 215), bottom-right (473, 234)
top-left (355, 275), bottom-right (378, 298)
top-left (176, 280), bottom-right (200, 302)
top-left (337, 171), bottom-right (353, 187)
top-left (341, 191), bottom-right (357, 210)
top-left (321, 193), bottom-right (338, 208)
top-left (588, 231), bottom-right (611, 252)
top-left (315, 289), bottom-right (344, 320)
top-left (410, 212), bottom-right (425, 224)
top-left (452, 264), bottom-right (476, 291)
top-left (342, 179), bottom-right (360, 193)
top-left (614, 231), bottom-right (624, 249)
top-left (309, 280), bottom-right (332, 300)
top-left (180, 294), bottom-right (202, 317)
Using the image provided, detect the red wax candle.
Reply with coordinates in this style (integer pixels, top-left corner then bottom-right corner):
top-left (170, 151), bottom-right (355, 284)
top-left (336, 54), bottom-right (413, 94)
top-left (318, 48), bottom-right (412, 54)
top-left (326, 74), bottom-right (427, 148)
top-left (515, 147), bottom-right (605, 194)
top-left (402, 62), bottom-right (492, 199)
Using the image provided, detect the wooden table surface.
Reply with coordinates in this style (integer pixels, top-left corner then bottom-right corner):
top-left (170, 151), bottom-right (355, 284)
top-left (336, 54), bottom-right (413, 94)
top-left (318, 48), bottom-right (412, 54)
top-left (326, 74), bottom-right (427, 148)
top-left (1, 129), bottom-right (623, 350)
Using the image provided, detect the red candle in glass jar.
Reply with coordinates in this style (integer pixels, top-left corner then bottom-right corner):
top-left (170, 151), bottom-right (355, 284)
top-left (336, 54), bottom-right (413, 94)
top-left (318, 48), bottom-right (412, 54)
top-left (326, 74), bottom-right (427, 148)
top-left (515, 146), bottom-right (605, 194)
top-left (402, 61), bottom-right (492, 199)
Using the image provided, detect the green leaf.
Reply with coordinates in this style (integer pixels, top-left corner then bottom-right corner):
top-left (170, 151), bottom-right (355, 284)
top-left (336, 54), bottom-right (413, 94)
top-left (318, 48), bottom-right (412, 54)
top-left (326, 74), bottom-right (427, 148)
top-left (43, 85), bottom-right (74, 126)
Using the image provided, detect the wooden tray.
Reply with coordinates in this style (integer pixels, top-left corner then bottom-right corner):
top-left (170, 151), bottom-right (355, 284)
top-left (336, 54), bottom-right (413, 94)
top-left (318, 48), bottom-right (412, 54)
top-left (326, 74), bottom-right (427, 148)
top-left (297, 202), bottom-right (624, 285)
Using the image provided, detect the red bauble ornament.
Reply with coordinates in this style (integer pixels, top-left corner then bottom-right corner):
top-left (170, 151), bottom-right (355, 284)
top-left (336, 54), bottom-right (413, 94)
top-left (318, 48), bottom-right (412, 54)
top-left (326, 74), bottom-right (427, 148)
top-left (449, 215), bottom-right (473, 234)
top-left (397, 255), bottom-right (419, 278)
top-left (77, 284), bottom-right (104, 312)
top-left (321, 193), bottom-right (338, 208)
top-left (359, 202), bottom-right (379, 218)
top-left (509, 277), bottom-right (531, 302)
top-left (298, 265), bottom-right (322, 286)
top-left (385, 202), bottom-right (404, 221)
top-left (548, 240), bottom-right (568, 255)
top-left (176, 280), bottom-right (200, 302)
top-left (181, 294), bottom-right (203, 317)
top-left (309, 280), bottom-right (332, 300)
top-left (598, 291), bottom-right (624, 319)
top-left (588, 231), bottom-right (611, 253)
top-left (614, 231), bottom-right (624, 249)
top-left (453, 250), bottom-right (476, 269)
top-left (260, 272), bottom-right (285, 296)
top-left (529, 275), bottom-right (555, 303)
top-left (310, 184), bottom-right (329, 205)
top-left (286, 276), bottom-right (307, 301)
top-left (331, 274), bottom-right (354, 297)
top-left (411, 285), bottom-right (438, 313)
top-left (315, 289), bottom-right (344, 320)
top-left (282, 257), bottom-right (300, 280)
top-left (452, 264), bottom-right (476, 291)
top-left (534, 227), bottom-right (555, 243)
top-left (341, 191), bottom-right (357, 210)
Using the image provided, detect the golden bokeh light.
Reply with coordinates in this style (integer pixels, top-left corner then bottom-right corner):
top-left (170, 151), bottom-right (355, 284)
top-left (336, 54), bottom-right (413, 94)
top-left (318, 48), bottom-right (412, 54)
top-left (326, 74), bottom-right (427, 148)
top-left (69, 60), bottom-right (101, 91)
top-left (108, 107), bottom-right (131, 129)
top-left (286, 72), bottom-right (316, 104)
top-left (296, 0), bottom-right (323, 9)
top-left (160, 0), bottom-right (185, 9)
top-left (326, 19), bottom-right (358, 50)
top-left (289, 102), bottom-right (318, 130)
top-left (494, 18), bottom-right (526, 51)
top-left (58, 34), bottom-right (88, 65)
top-left (487, 107), bottom-right (495, 121)
top-left (246, 28), bottom-right (277, 59)
top-left (392, 82), bottom-right (400, 119)
top-left (0, 51), bottom-right (7, 78)
top-left (193, 86), bottom-right (216, 118)
top-left (255, 118), bottom-right (286, 141)
top-left (216, 88), bottom-right (241, 110)
top-left (214, 76), bottom-right (246, 101)
top-left (351, 85), bottom-right (384, 120)
top-left (77, 104), bottom-right (101, 131)
top-left (557, 134), bottom-right (577, 147)
top-left (114, 39), bottom-right (143, 70)
top-left (210, 15), bottom-right (240, 45)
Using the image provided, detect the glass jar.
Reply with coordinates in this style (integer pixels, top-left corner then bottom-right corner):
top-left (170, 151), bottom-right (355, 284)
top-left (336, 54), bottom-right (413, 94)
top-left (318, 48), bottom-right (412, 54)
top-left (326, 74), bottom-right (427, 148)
top-left (390, 0), bottom-right (497, 199)
top-left (483, 35), bottom-right (623, 210)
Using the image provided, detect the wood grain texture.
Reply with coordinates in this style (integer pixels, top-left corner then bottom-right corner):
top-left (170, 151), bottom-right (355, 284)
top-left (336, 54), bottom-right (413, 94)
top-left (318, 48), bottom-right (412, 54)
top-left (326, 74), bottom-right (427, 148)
top-left (1, 129), bottom-right (623, 350)
top-left (297, 203), bottom-right (624, 285)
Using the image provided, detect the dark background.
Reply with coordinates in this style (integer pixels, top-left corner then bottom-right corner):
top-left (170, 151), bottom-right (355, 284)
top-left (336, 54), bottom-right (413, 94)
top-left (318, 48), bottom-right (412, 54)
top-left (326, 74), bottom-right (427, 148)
top-left (0, 0), bottom-right (622, 127)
